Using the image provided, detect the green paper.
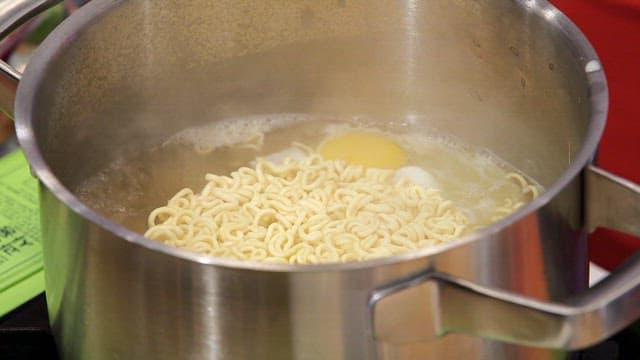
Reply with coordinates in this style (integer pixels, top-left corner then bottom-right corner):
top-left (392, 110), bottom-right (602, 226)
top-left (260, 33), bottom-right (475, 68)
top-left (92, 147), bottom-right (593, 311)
top-left (0, 149), bottom-right (44, 317)
top-left (24, 4), bottom-right (66, 45)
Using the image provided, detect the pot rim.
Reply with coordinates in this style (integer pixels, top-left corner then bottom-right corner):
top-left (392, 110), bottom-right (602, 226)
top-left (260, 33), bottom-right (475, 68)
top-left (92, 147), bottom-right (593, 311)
top-left (15, 0), bottom-right (608, 272)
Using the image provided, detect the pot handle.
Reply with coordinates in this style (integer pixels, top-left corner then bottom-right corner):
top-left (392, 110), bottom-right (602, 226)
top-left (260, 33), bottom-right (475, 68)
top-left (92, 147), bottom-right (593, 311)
top-left (369, 164), bottom-right (640, 350)
top-left (0, 0), bottom-right (61, 116)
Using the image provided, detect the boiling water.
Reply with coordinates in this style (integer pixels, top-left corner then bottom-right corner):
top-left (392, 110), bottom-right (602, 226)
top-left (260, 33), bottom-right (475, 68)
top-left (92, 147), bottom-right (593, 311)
top-left (75, 114), bottom-right (539, 236)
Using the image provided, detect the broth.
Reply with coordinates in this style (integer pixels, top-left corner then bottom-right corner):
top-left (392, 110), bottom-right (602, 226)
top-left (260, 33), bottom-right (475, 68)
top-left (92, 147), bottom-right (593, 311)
top-left (75, 114), bottom-right (540, 244)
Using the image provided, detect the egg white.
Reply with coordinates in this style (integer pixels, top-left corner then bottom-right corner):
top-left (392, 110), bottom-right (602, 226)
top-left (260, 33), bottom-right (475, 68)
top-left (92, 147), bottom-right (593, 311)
top-left (395, 166), bottom-right (439, 190)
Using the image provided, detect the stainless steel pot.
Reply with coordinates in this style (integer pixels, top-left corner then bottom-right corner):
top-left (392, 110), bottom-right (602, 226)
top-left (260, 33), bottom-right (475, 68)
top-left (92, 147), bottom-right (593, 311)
top-left (2, 0), bottom-right (640, 359)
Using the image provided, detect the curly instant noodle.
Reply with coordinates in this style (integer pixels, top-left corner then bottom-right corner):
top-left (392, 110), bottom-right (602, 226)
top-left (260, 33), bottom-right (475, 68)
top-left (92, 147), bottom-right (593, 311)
top-left (145, 150), bottom-right (472, 264)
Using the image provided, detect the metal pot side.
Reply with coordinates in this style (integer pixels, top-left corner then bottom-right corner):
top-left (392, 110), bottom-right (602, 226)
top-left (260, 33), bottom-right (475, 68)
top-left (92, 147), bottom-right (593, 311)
top-left (8, 0), bottom-right (630, 359)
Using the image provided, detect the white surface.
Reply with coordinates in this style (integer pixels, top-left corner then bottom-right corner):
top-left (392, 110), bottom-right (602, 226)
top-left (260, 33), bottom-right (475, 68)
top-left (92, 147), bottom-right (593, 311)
top-left (589, 262), bottom-right (609, 287)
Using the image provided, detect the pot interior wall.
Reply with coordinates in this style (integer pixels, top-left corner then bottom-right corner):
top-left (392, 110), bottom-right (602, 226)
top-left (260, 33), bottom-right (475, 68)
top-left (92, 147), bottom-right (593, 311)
top-left (30, 0), bottom-right (590, 220)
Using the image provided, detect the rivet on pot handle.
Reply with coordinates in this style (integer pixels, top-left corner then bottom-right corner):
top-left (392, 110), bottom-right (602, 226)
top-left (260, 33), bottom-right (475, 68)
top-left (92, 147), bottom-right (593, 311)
top-left (369, 165), bottom-right (640, 350)
top-left (0, 0), bottom-right (61, 116)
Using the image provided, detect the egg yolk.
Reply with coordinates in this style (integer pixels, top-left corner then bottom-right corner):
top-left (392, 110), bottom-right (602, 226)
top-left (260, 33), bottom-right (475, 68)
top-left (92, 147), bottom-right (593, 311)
top-left (318, 132), bottom-right (408, 169)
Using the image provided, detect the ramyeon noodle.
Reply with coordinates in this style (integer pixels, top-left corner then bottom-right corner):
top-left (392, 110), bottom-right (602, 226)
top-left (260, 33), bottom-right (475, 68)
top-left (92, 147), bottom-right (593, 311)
top-left (144, 145), bottom-right (537, 264)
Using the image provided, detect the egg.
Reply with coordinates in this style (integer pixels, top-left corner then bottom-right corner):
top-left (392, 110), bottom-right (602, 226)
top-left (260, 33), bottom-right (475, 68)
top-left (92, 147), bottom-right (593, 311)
top-left (395, 166), bottom-right (439, 189)
top-left (318, 132), bottom-right (407, 169)
top-left (250, 146), bottom-right (307, 167)
top-left (263, 147), bottom-right (307, 164)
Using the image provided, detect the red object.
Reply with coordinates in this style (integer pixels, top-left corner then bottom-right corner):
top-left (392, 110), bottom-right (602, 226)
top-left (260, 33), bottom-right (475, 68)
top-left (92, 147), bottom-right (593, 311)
top-left (551, 0), bottom-right (640, 270)
top-left (589, 227), bottom-right (640, 271)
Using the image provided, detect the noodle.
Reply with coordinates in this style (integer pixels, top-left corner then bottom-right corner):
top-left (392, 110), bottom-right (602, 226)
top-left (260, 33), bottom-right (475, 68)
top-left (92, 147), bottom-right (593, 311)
top-left (145, 145), bottom-right (539, 264)
top-left (490, 173), bottom-right (539, 221)
top-left (145, 151), bottom-right (473, 263)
